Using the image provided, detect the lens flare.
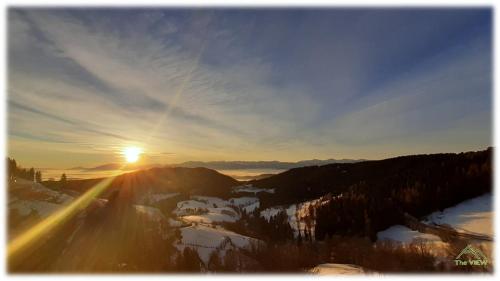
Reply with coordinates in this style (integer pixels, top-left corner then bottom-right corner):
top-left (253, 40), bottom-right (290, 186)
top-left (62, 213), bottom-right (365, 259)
top-left (8, 176), bottom-right (115, 258)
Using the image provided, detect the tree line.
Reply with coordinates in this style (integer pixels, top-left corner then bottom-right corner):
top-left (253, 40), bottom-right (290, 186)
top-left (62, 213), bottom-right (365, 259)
top-left (8, 157), bottom-right (70, 188)
top-left (7, 157), bottom-right (42, 182)
top-left (312, 148), bottom-right (492, 241)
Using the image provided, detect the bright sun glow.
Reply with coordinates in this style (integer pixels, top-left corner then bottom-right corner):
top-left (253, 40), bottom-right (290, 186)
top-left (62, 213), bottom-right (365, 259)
top-left (123, 146), bottom-right (142, 163)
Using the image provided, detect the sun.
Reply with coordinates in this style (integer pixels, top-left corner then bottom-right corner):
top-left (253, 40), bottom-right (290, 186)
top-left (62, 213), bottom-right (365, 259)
top-left (123, 146), bottom-right (142, 163)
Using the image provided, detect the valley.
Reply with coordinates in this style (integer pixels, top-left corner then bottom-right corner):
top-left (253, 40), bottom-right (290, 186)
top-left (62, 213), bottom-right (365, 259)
top-left (7, 148), bottom-right (494, 273)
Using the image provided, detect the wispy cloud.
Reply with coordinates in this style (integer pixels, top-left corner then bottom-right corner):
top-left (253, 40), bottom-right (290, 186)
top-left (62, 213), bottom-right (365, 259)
top-left (8, 8), bottom-right (492, 167)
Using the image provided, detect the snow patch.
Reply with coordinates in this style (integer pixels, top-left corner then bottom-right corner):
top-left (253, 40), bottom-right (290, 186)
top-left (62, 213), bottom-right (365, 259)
top-left (181, 212), bottom-right (238, 224)
top-left (423, 193), bottom-right (493, 236)
top-left (228, 197), bottom-right (260, 213)
top-left (176, 225), bottom-right (258, 265)
top-left (8, 179), bottom-right (75, 219)
top-left (139, 192), bottom-right (180, 205)
top-left (232, 184), bottom-right (275, 194)
top-left (377, 225), bottom-right (442, 244)
top-left (260, 195), bottom-right (330, 237)
top-left (134, 205), bottom-right (166, 222)
top-left (10, 200), bottom-right (61, 218)
top-left (377, 194), bottom-right (493, 258)
top-left (174, 195), bottom-right (261, 224)
top-left (309, 263), bottom-right (366, 275)
top-left (168, 218), bottom-right (184, 227)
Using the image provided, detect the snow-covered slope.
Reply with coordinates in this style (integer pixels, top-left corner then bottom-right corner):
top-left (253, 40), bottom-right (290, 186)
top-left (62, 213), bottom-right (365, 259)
top-left (232, 184), bottom-right (275, 194)
top-left (138, 192), bottom-right (180, 205)
top-left (378, 225), bottom-right (442, 244)
top-left (377, 225), bottom-right (448, 256)
top-left (171, 195), bottom-right (264, 265)
top-left (309, 263), bottom-right (367, 275)
top-left (9, 179), bottom-right (74, 221)
top-left (423, 193), bottom-right (492, 236)
top-left (378, 193), bottom-right (493, 242)
top-left (181, 212), bottom-right (237, 224)
top-left (228, 197), bottom-right (260, 213)
top-left (377, 193), bottom-right (493, 257)
top-left (174, 196), bottom-right (239, 224)
top-left (174, 195), bottom-right (261, 224)
top-left (134, 205), bottom-right (166, 222)
top-left (260, 195), bottom-right (330, 237)
top-left (175, 225), bottom-right (259, 265)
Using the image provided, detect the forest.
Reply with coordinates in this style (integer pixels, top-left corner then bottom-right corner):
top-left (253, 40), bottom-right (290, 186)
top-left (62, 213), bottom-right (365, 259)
top-left (7, 148), bottom-right (493, 273)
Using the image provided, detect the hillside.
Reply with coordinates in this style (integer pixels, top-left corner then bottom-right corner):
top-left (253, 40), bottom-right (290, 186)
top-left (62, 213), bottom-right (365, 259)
top-left (252, 148), bottom-right (492, 209)
top-left (7, 148), bottom-right (493, 273)
top-left (8, 178), bottom-right (176, 272)
top-left (44, 167), bottom-right (239, 200)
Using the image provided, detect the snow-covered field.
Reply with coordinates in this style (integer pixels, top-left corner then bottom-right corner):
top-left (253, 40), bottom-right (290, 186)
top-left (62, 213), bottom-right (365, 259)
top-left (174, 195), bottom-right (261, 224)
top-left (378, 193), bottom-right (493, 242)
top-left (260, 204), bottom-right (307, 236)
top-left (260, 205), bottom-right (287, 221)
top-left (172, 195), bottom-right (264, 264)
top-left (377, 225), bottom-right (449, 256)
top-left (138, 192), bottom-right (180, 205)
top-left (181, 212), bottom-right (238, 224)
top-left (423, 193), bottom-right (493, 236)
top-left (232, 184), bottom-right (275, 194)
top-left (9, 179), bottom-right (74, 219)
top-left (377, 193), bottom-right (493, 257)
top-left (378, 225), bottom-right (442, 244)
top-left (309, 263), bottom-right (367, 275)
top-left (168, 218), bottom-right (184, 227)
top-left (260, 196), bottom-right (330, 237)
top-left (10, 199), bottom-right (62, 218)
top-left (134, 205), bottom-right (166, 222)
top-left (175, 225), bottom-right (258, 265)
top-left (228, 197), bottom-right (260, 213)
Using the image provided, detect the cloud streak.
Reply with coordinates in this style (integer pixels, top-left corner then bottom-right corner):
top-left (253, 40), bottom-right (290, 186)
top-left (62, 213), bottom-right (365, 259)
top-left (8, 8), bottom-right (492, 167)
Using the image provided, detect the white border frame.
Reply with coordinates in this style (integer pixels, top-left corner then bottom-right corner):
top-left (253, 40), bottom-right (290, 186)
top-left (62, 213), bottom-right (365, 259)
top-left (0, 1), bottom-right (497, 280)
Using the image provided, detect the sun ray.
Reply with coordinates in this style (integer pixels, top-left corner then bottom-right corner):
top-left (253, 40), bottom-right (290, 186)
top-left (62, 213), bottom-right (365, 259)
top-left (7, 176), bottom-right (116, 258)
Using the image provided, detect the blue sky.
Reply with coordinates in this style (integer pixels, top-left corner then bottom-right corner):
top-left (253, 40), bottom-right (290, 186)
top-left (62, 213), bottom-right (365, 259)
top-left (8, 8), bottom-right (492, 168)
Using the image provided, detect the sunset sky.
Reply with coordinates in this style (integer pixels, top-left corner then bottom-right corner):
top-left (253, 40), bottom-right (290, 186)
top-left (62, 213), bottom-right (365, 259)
top-left (8, 8), bottom-right (492, 170)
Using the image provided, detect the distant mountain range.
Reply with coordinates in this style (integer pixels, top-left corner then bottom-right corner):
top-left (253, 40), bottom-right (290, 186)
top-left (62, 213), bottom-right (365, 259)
top-left (69, 159), bottom-right (365, 172)
top-left (69, 163), bottom-right (159, 171)
top-left (170, 159), bottom-right (365, 170)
